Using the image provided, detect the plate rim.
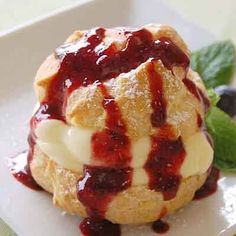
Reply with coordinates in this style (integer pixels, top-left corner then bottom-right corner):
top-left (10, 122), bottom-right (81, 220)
top-left (0, 0), bottom-right (95, 38)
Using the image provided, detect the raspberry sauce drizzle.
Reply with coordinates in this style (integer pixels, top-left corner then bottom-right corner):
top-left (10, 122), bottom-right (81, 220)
top-left (79, 218), bottom-right (121, 236)
top-left (9, 151), bottom-right (42, 190)
top-left (183, 77), bottom-right (210, 112)
top-left (9, 118), bottom-right (42, 190)
top-left (148, 62), bottom-right (167, 127)
top-left (144, 133), bottom-right (186, 200)
top-left (144, 63), bottom-right (186, 200)
top-left (78, 166), bottom-right (132, 219)
top-left (91, 85), bottom-right (132, 167)
top-left (152, 220), bottom-right (170, 234)
top-left (196, 112), bottom-right (214, 148)
top-left (78, 84), bottom-right (132, 219)
top-left (194, 166), bottom-right (220, 200)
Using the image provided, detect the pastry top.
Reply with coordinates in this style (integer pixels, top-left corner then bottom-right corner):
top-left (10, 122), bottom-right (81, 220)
top-left (34, 24), bottom-right (206, 138)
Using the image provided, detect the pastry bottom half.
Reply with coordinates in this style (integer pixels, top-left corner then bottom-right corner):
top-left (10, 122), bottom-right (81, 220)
top-left (31, 145), bottom-right (207, 224)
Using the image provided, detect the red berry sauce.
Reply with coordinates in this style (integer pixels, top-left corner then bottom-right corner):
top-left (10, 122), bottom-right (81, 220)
top-left (196, 113), bottom-right (203, 128)
top-left (144, 62), bottom-right (186, 200)
top-left (9, 151), bottom-right (42, 190)
top-left (77, 84), bottom-right (133, 219)
top-left (152, 219), bottom-right (170, 234)
top-left (194, 166), bottom-right (220, 200)
top-left (79, 218), bottom-right (121, 236)
top-left (77, 166), bottom-right (132, 219)
top-left (144, 134), bottom-right (186, 200)
top-left (183, 77), bottom-right (210, 112)
top-left (148, 62), bottom-right (167, 127)
top-left (91, 84), bottom-right (132, 168)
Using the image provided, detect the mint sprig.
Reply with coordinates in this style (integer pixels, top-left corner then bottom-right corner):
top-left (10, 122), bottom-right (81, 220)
top-left (191, 40), bottom-right (236, 89)
top-left (206, 107), bottom-right (236, 172)
top-left (192, 40), bottom-right (236, 172)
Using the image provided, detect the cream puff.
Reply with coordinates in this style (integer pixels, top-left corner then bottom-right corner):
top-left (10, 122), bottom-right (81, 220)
top-left (27, 24), bottom-right (213, 224)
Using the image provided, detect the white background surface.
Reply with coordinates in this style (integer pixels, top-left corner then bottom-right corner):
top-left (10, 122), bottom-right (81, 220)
top-left (0, 0), bottom-right (236, 235)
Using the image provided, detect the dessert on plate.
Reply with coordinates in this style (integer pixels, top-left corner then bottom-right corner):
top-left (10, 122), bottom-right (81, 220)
top-left (25, 24), bottom-right (213, 224)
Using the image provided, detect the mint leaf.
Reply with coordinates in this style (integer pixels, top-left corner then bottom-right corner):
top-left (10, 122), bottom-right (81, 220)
top-left (207, 88), bottom-right (220, 106)
top-left (205, 106), bottom-right (236, 172)
top-left (193, 41), bottom-right (236, 172)
top-left (191, 41), bottom-right (236, 88)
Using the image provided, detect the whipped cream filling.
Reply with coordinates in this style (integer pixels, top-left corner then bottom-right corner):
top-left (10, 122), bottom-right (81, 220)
top-left (35, 119), bottom-right (213, 183)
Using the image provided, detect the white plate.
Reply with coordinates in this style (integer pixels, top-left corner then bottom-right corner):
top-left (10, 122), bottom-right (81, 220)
top-left (0, 0), bottom-right (236, 235)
